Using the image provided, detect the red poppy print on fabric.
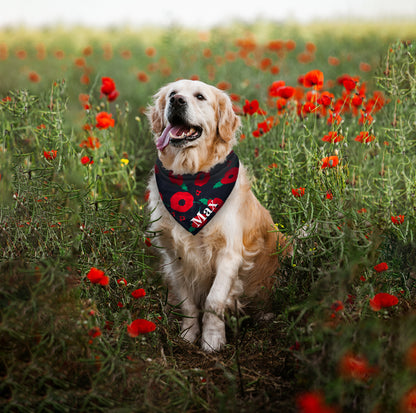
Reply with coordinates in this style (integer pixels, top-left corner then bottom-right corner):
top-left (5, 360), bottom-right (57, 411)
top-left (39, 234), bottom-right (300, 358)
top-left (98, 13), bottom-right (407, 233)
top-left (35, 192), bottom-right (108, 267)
top-left (195, 172), bottom-right (210, 187)
top-left (168, 171), bottom-right (183, 186)
top-left (155, 151), bottom-right (239, 234)
top-left (221, 167), bottom-right (239, 184)
top-left (170, 192), bottom-right (194, 213)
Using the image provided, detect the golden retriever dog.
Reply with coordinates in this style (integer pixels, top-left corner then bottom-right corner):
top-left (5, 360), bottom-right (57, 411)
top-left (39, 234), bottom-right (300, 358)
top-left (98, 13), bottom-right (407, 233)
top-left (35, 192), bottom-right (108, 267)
top-left (146, 79), bottom-right (289, 352)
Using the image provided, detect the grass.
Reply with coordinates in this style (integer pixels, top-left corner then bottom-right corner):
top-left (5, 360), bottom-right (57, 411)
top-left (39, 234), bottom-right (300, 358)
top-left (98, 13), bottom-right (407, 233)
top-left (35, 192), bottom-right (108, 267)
top-left (1, 21), bottom-right (416, 412)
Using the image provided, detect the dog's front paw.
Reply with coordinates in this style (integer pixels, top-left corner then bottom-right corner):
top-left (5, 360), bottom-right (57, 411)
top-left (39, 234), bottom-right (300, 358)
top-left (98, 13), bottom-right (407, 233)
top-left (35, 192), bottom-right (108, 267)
top-left (180, 318), bottom-right (200, 344)
top-left (201, 313), bottom-right (226, 352)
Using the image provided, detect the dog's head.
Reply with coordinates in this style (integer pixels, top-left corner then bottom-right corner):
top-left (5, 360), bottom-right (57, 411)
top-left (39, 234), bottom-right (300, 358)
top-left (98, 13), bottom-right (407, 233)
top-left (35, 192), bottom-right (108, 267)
top-left (147, 80), bottom-right (240, 173)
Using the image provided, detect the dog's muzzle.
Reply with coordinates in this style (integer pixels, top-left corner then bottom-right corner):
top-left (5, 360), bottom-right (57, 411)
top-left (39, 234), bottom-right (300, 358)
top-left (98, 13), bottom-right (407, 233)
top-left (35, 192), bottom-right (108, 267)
top-left (167, 94), bottom-right (187, 125)
top-left (156, 94), bottom-right (203, 151)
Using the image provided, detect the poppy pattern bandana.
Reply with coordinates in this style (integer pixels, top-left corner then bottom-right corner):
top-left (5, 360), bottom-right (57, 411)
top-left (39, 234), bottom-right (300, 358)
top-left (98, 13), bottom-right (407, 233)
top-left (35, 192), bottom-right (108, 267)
top-left (155, 151), bottom-right (239, 235)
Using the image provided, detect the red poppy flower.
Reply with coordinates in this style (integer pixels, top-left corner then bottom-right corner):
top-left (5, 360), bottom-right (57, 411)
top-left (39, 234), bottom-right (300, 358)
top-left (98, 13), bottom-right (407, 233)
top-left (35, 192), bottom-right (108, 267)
top-left (285, 39), bottom-right (296, 51)
top-left (79, 93), bottom-right (90, 109)
top-left (406, 344), bottom-right (416, 369)
top-left (127, 319), bottom-right (156, 337)
top-left (44, 150), bottom-right (57, 160)
top-left (28, 71), bottom-right (40, 83)
top-left (358, 110), bottom-right (374, 125)
top-left (331, 300), bottom-right (344, 312)
top-left (137, 71), bottom-right (149, 83)
top-left (321, 156), bottom-right (339, 169)
top-left (322, 131), bottom-right (344, 143)
top-left (341, 76), bottom-right (358, 92)
top-left (79, 136), bottom-right (101, 149)
top-left (259, 57), bottom-right (272, 71)
top-left (81, 156), bottom-right (94, 165)
top-left (101, 76), bottom-right (116, 95)
top-left (327, 110), bottom-right (342, 126)
top-left (369, 292), bottom-right (398, 311)
top-left (366, 91), bottom-right (386, 113)
top-left (88, 327), bottom-right (102, 339)
top-left (305, 42), bottom-right (316, 53)
top-left (96, 112), bottom-right (115, 129)
top-left (216, 81), bottom-right (231, 91)
top-left (145, 47), bottom-right (156, 57)
top-left (252, 123), bottom-right (270, 137)
top-left (339, 352), bottom-right (377, 381)
top-left (373, 262), bottom-right (388, 273)
top-left (268, 80), bottom-right (286, 97)
top-left (355, 131), bottom-right (375, 143)
top-left (80, 74), bottom-right (90, 85)
top-left (326, 191), bottom-right (333, 200)
top-left (170, 192), bottom-right (194, 213)
top-left (276, 98), bottom-right (287, 112)
top-left (107, 89), bottom-right (119, 102)
top-left (328, 56), bottom-right (340, 66)
top-left (221, 167), bottom-right (239, 184)
top-left (87, 267), bottom-right (109, 286)
top-left (275, 86), bottom-right (295, 99)
top-left (195, 172), bottom-right (210, 186)
top-left (117, 278), bottom-right (127, 286)
top-left (401, 386), bottom-right (416, 413)
top-left (131, 288), bottom-right (146, 299)
top-left (296, 391), bottom-right (336, 413)
top-left (351, 94), bottom-right (364, 107)
top-left (303, 70), bottom-right (324, 90)
top-left (360, 62), bottom-right (372, 72)
top-left (267, 40), bottom-right (284, 52)
top-left (317, 91), bottom-right (334, 106)
top-left (242, 99), bottom-right (260, 115)
top-left (391, 215), bottom-right (404, 225)
top-left (300, 101), bottom-right (317, 116)
top-left (292, 187), bottom-right (305, 198)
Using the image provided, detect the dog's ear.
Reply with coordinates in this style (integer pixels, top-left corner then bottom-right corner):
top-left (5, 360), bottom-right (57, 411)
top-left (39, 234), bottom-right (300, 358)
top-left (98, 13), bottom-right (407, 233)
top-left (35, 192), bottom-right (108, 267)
top-left (217, 91), bottom-right (241, 142)
top-left (146, 87), bottom-right (167, 135)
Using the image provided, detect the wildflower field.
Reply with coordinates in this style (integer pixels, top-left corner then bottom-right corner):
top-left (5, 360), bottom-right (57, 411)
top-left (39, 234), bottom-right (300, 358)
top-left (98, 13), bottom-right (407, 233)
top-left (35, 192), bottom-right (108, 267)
top-left (1, 21), bottom-right (416, 412)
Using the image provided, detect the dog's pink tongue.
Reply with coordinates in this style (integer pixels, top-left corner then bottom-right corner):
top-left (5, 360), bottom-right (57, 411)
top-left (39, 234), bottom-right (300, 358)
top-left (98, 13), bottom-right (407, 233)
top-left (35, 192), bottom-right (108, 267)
top-left (156, 124), bottom-right (173, 151)
top-left (156, 124), bottom-right (187, 150)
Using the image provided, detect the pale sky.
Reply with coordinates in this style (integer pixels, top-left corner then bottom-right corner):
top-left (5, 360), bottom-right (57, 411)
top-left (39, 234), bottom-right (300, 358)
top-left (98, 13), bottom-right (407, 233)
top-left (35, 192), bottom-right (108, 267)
top-left (1, 0), bottom-right (416, 28)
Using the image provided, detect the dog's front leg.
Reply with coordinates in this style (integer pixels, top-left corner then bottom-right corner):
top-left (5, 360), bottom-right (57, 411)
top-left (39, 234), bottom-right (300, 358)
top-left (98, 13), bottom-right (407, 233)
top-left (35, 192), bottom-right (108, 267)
top-left (179, 296), bottom-right (200, 344)
top-left (164, 260), bottom-right (200, 344)
top-left (201, 251), bottom-right (242, 352)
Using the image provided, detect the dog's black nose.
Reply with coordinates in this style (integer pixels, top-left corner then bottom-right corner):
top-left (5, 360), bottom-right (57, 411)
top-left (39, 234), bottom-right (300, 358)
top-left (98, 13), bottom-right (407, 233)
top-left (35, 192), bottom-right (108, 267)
top-left (170, 94), bottom-right (186, 107)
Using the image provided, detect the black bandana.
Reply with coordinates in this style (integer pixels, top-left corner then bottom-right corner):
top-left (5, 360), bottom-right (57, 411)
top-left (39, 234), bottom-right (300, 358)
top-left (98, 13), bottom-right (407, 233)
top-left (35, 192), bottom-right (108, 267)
top-left (155, 152), bottom-right (239, 235)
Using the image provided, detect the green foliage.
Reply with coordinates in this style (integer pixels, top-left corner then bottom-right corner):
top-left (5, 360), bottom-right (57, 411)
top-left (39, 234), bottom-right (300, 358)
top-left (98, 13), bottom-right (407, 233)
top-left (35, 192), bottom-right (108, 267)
top-left (0, 23), bottom-right (416, 412)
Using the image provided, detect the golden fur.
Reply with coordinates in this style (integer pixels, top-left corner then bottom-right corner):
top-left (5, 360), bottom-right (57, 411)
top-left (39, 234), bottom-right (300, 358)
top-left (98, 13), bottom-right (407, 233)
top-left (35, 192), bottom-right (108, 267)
top-left (146, 79), bottom-right (290, 352)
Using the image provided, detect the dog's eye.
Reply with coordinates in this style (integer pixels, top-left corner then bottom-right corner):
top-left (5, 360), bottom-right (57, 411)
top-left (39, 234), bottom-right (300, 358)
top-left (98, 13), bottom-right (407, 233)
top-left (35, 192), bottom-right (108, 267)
top-left (169, 91), bottom-right (176, 98)
top-left (195, 93), bottom-right (206, 101)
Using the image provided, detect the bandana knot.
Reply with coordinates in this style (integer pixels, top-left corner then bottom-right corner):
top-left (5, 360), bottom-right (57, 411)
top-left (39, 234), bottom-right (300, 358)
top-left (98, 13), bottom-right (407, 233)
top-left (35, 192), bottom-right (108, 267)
top-left (155, 152), bottom-right (239, 234)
